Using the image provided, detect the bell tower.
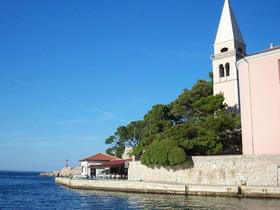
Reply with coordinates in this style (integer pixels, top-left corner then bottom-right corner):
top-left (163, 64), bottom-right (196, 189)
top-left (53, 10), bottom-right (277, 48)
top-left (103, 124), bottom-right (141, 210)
top-left (212, 0), bottom-right (246, 111)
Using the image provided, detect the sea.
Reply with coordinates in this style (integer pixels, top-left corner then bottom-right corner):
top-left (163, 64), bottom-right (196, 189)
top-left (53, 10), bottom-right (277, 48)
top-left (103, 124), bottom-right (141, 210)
top-left (1, 171), bottom-right (280, 209)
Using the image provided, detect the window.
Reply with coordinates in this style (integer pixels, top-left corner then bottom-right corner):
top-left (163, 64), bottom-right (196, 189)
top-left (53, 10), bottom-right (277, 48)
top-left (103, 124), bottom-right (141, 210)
top-left (221, 47), bottom-right (228, 53)
top-left (219, 64), bottom-right (225, 77)
top-left (225, 63), bottom-right (230, 76)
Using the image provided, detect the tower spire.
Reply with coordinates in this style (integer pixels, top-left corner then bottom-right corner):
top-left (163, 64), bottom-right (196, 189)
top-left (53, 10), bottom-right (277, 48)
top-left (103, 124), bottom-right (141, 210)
top-left (215, 0), bottom-right (245, 44)
top-left (212, 0), bottom-right (246, 111)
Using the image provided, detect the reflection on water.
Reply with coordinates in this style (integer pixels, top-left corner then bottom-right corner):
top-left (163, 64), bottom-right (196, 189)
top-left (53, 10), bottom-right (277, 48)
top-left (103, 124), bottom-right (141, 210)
top-left (73, 189), bottom-right (280, 210)
top-left (1, 171), bottom-right (280, 210)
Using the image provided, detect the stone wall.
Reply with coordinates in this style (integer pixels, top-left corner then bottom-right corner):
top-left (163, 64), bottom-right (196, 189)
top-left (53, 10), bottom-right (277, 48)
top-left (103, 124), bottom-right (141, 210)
top-left (55, 177), bottom-right (280, 198)
top-left (56, 178), bottom-right (186, 195)
top-left (128, 155), bottom-right (280, 186)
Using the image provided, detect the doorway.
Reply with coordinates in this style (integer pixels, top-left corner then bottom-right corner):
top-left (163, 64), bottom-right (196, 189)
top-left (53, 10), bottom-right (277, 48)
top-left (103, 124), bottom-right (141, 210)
top-left (90, 168), bottom-right (96, 177)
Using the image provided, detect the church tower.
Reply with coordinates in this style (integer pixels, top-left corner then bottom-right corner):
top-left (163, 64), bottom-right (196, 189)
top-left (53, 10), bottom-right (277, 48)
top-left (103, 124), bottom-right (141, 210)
top-left (212, 0), bottom-right (246, 111)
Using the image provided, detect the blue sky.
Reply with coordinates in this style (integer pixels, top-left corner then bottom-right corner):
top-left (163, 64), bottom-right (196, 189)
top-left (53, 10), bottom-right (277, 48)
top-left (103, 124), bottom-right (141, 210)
top-left (0, 0), bottom-right (279, 171)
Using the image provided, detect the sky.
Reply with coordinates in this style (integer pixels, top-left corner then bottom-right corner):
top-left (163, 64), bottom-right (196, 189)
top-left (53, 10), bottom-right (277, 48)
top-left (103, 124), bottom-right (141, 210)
top-left (0, 0), bottom-right (279, 172)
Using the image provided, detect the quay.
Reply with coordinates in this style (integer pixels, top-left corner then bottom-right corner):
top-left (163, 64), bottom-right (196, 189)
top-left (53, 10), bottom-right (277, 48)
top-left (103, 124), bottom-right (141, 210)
top-left (55, 177), bottom-right (280, 198)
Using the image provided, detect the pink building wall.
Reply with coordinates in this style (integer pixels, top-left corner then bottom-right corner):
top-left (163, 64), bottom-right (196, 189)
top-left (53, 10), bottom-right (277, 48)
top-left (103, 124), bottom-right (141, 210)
top-left (237, 48), bottom-right (280, 155)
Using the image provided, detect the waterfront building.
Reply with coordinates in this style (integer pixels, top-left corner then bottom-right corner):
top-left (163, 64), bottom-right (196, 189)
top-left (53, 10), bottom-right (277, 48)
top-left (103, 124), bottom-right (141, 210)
top-left (80, 153), bottom-right (120, 177)
top-left (237, 46), bottom-right (280, 155)
top-left (80, 152), bottom-right (131, 178)
top-left (213, 0), bottom-right (280, 155)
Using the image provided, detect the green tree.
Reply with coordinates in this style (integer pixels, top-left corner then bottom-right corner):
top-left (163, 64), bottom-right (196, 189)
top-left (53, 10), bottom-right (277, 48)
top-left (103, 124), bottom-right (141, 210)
top-left (104, 126), bottom-right (127, 158)
top-left (105, 77), bottom-right (242, 166)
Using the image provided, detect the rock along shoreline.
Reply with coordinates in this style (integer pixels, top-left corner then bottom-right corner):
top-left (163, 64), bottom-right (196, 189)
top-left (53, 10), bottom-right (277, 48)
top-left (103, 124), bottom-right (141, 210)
top-left (55, 177), bottom-right (280, 199)
top-left (39, 166), bottom-right (81, 178)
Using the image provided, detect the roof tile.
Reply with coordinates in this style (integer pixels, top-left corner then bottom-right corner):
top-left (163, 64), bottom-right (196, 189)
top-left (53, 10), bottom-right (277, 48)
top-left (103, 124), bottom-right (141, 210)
top-left (80, 153), bottom-right (120, 162)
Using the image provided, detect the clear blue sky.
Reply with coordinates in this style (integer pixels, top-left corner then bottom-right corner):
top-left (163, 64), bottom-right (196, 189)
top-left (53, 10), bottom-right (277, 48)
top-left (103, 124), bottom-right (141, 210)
top-left (0, 0), bottom-right (279, 171)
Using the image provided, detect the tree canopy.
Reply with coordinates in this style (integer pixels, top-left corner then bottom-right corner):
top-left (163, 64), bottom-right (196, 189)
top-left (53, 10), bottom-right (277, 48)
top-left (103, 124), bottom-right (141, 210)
top-left (105, 78), bottom-right (242, 166)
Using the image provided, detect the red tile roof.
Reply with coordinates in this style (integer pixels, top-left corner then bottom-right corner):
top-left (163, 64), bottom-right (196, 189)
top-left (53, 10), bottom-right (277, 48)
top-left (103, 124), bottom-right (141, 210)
top-left (89, 159), bottom-right (132, 168)
top-left (80, 153), bottom-right (121, 162)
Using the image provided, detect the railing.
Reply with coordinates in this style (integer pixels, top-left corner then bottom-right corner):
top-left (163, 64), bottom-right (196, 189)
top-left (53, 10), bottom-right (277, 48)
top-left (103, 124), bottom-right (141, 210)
top-left (95, 174), bottom-right (128, 180)
top-left (72, 174), bottom-right (128, 180)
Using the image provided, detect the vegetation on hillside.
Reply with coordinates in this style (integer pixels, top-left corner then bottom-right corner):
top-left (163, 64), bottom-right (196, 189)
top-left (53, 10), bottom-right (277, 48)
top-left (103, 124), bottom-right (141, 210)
top-left (105, 77), bottom-right (242, 167)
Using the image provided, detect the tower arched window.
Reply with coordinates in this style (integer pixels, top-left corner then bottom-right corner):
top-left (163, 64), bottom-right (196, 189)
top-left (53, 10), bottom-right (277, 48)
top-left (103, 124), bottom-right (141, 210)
top-left (219, 64), bottom-right (225, 78)
top-left (225, 63), bottom-right (230, 76)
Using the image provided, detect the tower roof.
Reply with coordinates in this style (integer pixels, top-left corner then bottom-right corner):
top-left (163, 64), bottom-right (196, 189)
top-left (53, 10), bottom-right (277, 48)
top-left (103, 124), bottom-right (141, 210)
top-left (215, 0), bottom-right (245, 44)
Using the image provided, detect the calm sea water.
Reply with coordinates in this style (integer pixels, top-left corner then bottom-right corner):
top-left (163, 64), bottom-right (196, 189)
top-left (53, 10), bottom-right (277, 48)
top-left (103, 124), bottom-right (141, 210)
top-left (1, 171), bottom-right (280, 209)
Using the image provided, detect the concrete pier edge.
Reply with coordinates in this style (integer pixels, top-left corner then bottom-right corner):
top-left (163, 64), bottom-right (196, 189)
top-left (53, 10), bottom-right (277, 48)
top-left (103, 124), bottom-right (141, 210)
top-left (55, 178), bottom-right (280, 198)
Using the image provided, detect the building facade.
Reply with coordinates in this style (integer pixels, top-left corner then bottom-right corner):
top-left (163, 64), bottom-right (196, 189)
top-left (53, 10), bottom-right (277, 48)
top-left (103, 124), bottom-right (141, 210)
top-left (213, 0), bottom-right (280, 155)
top-left (80, 153), bottom-right (120, 177)
top-left (237, 47), bottom-right (280, 155)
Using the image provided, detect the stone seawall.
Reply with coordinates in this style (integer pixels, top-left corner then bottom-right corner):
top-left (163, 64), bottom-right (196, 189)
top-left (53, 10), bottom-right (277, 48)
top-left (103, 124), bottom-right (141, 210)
top-left (128, 155), bottom-right (280, 186)
top-left (55, 178), bottom-right (280, 198)
top-left (55, 178), bottom-right (186, 195)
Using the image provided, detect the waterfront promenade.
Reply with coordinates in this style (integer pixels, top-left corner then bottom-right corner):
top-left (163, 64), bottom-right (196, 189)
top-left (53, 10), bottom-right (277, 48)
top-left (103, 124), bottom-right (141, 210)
top-left (55, 177), bottom-right (280, 198)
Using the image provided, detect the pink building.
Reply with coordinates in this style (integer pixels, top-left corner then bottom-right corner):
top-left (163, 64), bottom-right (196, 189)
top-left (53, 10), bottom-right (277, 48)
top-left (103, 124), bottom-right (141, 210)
top-left (237, 47), bottom-right (280, 155)
top-left (213, 0), bottom-right (280, 155)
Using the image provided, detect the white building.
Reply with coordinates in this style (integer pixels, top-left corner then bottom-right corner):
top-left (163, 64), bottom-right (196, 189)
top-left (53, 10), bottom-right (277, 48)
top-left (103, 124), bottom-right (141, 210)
top-left (80, 153), bottom-right (120, 177)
